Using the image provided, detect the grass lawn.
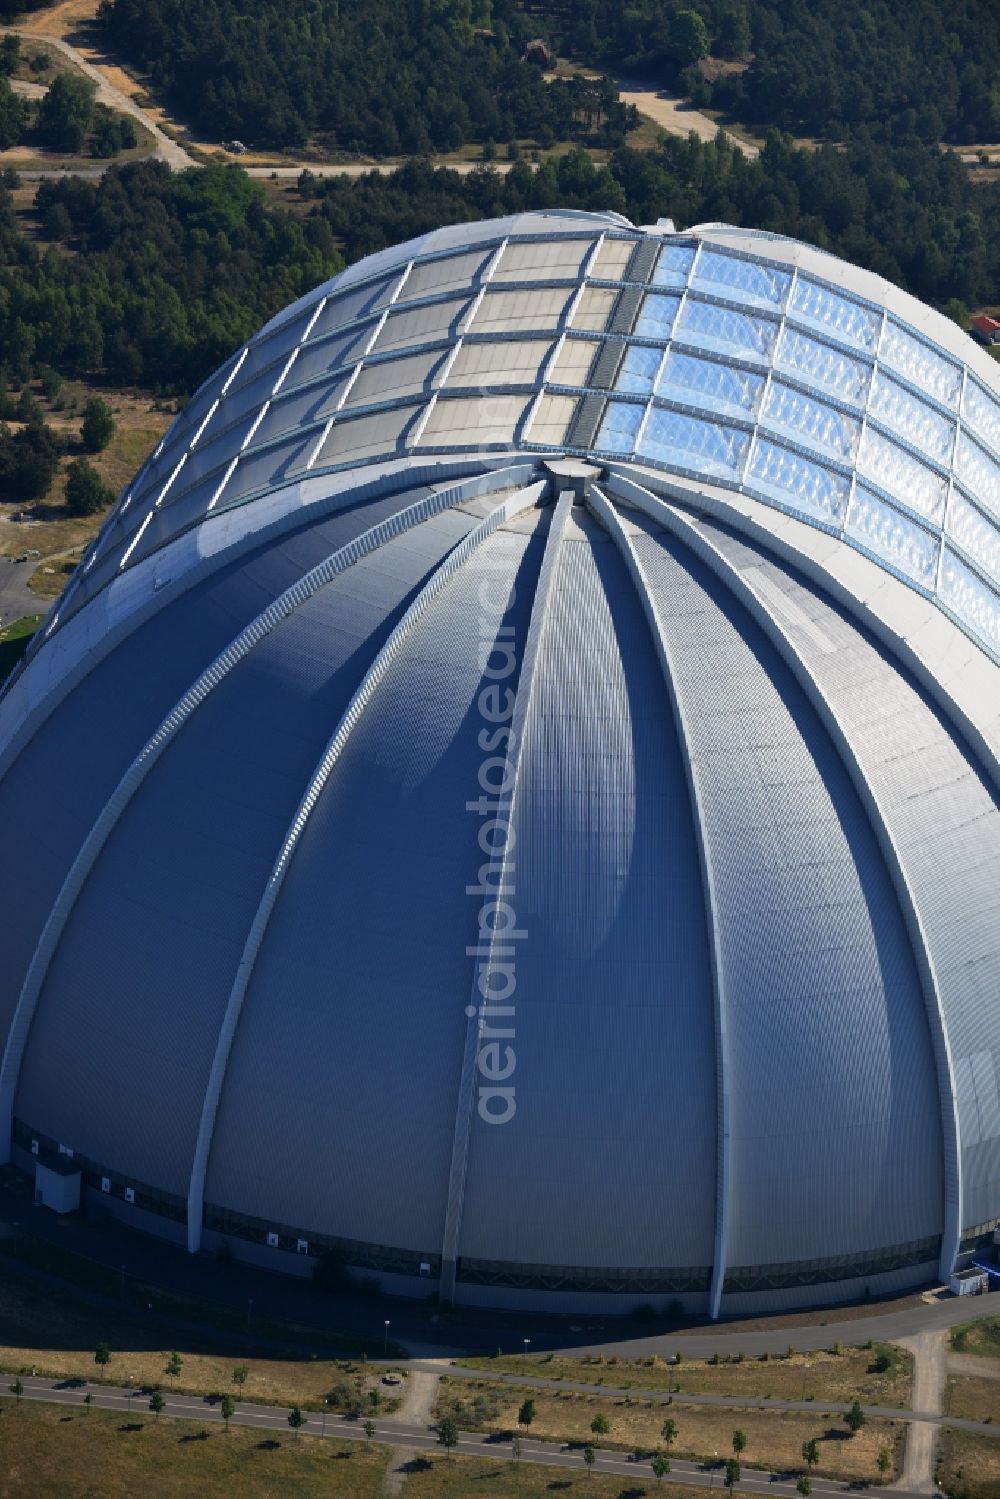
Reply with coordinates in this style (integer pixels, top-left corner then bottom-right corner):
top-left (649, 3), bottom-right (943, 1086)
top-left (458, 1343), bottom-right (913, 1406)
top-left (0, 615), bottom-right (41, 680)
top-left (937, 1428), bottom-right (1000, 1499)
top-left (0, 1398), bottom-right (387, 1498)
top-left (402, 1451), bottom-right (711, 1497)
top-left (953, 1316), bottom-right (1000, 1359)
top-left (944, 1375), bottom-right (999, 1424)
top-left (434, 1377), bottom-right (903, 1483)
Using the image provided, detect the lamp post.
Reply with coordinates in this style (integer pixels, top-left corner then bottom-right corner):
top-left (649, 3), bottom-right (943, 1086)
top-left (384, 1320), bottom-right (390, 1355)
top-left (322, 1397), bottom-right (328, 1436)
top-left (523, 1338), bottom-right (530, 1373)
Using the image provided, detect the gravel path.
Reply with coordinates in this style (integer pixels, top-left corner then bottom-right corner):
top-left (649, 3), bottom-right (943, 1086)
top-left (892, 1331), bottom-right (947, 1494)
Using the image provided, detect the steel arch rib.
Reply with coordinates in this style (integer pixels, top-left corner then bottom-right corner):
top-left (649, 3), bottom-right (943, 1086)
top-left (185, 480), bottom-right (548, 1252)
top-left (585, 483), bottom-right (732, 1320)
top-left (438, 486), bottom-right (573, 1304)
top-left (603, 470), bottom-right (963, 1284)
top-left (0, 466), bottom-right (539, 1168)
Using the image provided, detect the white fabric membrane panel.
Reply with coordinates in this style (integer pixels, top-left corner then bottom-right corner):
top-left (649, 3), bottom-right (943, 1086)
top-left (572, 286), bottom-right (618, 331)
top-left (446, 338), bottom-right (554, 388)
top-left (691, 248), bottom-right (791, 310)
top-left (857, 425), bottom-right (948, 525)
top-left (879, 320), bottom-right (962, 410)
top-left (948, 489), bottom-right (1000, 585)
top-left (789, 276), bottom-right (881, 352)
top-left (845, 484), bottom-right (940, 587)
top-left (761, 380), bottom-right (861, 462)
top-left (590, 236), bottom-right (635, 279)
top-left (418, 393), bottom-right (530, 446)
top-left (471, 287), bottom-right (572, 334)
top-left (403, 248), bottom-right (495, 301)
top-left (868, 370), bottom-right (956, 466)
top-left (637, 407), bottom-right (750, 480)
top-left (774, 326), bottom-right (871, 407)
top-left (250, 378), bottom-right (348, 448)
top-left (306, 277), bottom-right (397, 345)
top-left (656, 350), bottom-right (764, 420)
top-left (280, 328), bottom-right (369, 395)
top-left (748, 438), bottom-right (851, 525)
top-left (374, 296), bottom-right (471, 351)
top-left (548, 338), bottom-right (598, 386)
top-left (345, 350), bottom-right (444, 407)
top-left (675, 298), bottom-right (778, 363)
top-left (491, 237), bottom-right (593, 282)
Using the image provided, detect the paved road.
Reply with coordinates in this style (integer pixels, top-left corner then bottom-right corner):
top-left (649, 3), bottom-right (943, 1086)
top-left (0, 1376), bottom-right (937, 1499)
top-left (0, 558), bottom-right (42, 631)
top-left (406, 1359), bottom-right (999, 1437)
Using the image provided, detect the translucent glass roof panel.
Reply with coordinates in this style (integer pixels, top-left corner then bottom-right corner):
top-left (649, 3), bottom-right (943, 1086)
top-left (963, 377), bottom-right (1000, 459)
top-left (281, 328), bottom-right (368, 394)
top-left (868, 371), bottom-right (956, 466)
top-left (572, 286), bottom-right (617, 332)
top-left (675, 299), bottom-right (778, 364)
top-left (955, 431), bottom-right (1000, 521)
top-left (857, 426), bottom-right (948, 526)
top-left (373, 297), bottom-right (471, 351)
top-left (595, 400), bottom-right (643, 454)
top-left (491, 238), bottom-right (593, 283)
top-left (471, 288), bottom-right (572, 335)
top-left (691, 248), bottom-right (791, 311)
top-left (655, 351), bottom-right (764, 421)
top-left (948, 490), bottom-right (1000, 585)
top-left (615, 344), bottom-right (662, 395)
top-left (845, 485), bottom-right (939, 587)
top-left (651, 243), bottom-right (696, 290)
top-left (418, 394), bottom-right (530, 447)
top-left (761, 380), bottom-right (860, 462)
top-left (789, 276), bottom-right (881, 352)
top-left (214, 358), bottom-right (295, 438)
top-left (548, 338), bottom-right (599, 387)
top-left (634, 293), bottom-right (681, 341)
top-left (879, 321), bottom-right (962, 410)
top-left (447, 338), bottom-right (554, 388)
top-left (748, 439), bottom-right (851, 526)
top-left (164, 414), bottom-right (258, 507)
top-left (227, 308), bottom-right (317, 394)
top-left (215, 431), bottom-right (315, 510)
top-left (638, 408), bottom-right (750, 481)
top-left (774, 326), bottom-right (871, 407)
top-left (940, 546), bottom-right (1000, 653)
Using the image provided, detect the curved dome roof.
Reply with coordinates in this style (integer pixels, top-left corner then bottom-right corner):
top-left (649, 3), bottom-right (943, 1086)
top-left (1, 213), bottom-right (998, 1315)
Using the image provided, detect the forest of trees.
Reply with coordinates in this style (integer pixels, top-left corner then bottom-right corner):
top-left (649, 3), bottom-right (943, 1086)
top-left (0, 125), bottom-right (994, 405)
top-left (98, 0), bottom-right (633, 153)
top-left (538, 0), bottom-right (1000, 144)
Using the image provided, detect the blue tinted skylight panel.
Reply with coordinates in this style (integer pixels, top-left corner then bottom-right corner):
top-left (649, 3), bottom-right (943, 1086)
top-left (761, 381), bottom-right (860, 462)
top-left (879, 321), bottom-right (962, 410)
top-left (939, 545), bottom-right (1000, 652)
top-left (651, 243), bottom-right (696, 289)
top-left (616, 344), bottom-right (662, 394)
top-left (675, 299), bottom-right (778, 364)
top-left (634, 293), bottom-right (681, 340)
top-left (748, 439), bottom-right (851, 525)
top-left (692, 249), bottom-right (791, 310)
top-left (846, 485), bottom-right (939, 587)
top-left (955, 431), bottom-right (1000, 521)
top-left (858, 426), bottom-right (948, 525)
top-left (655, 351), bottom-right (765, 420)
top-left (789, 277), bottom-right (881, 352)
top-left (774, 327), bottom-right (871, 407)
top-left (963, 377), bottom-right (1000, 458)
top-left (868, 371), bottom-right (955, 466)
top-left (637, 408), bottom-right (750, 480)
top-left (595, 400), bottom-right (643, 455)
top-left (948, 490), bottom-right (1000, 586)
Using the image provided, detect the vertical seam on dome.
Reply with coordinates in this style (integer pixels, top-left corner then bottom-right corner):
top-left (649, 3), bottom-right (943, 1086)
top-left (0, 467), bottom-right (540, 1172)
top-left (604, 470), bottom-right (963, 1285)
top-left (437, 485), bottom-right (570, 1304)
top-left (184, 478), bottom-right (547, 1253)
top-left (585, 483), bottom-right (731, 1321)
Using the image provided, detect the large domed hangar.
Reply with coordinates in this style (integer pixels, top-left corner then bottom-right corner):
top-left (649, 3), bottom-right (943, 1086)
top-left (1, 211), bottom-right (998, 1317)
